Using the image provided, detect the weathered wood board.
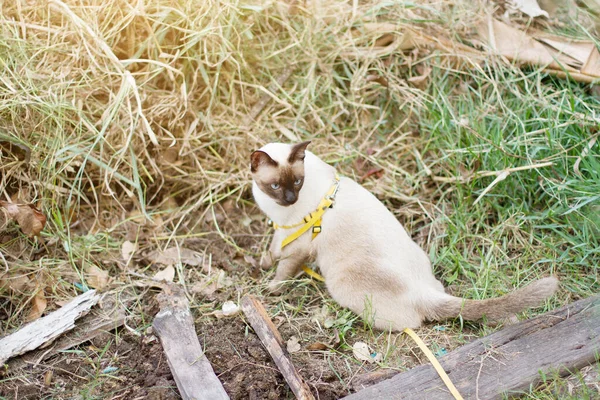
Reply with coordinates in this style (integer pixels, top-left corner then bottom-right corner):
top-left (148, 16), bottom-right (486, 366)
top-left (5, 291), bottom-right (127, 371)
top-left (241, 295), bottom-right (315, 400)
top-left (0, 290), bottom-right (100, 365)
top-left (344, 295), bottom-right (600, 399)
top-left (153, 284), bottom-right (229, 400)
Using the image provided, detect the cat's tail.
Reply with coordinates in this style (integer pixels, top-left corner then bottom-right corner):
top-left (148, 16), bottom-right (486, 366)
top-left (426, 277), bottom-right (559, 322)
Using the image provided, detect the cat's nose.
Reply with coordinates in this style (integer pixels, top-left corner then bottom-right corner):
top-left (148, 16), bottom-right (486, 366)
top-left (284, 190), bottom-right (297, 204)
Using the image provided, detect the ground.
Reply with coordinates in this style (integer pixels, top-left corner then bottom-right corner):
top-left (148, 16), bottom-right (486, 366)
top-left (1, 0), bottom-right (600, 398)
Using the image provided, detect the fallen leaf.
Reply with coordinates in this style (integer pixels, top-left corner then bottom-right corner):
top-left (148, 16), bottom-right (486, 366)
top-left (27, 291), bottom-right (47, 321)
top-left (352, 341), bottom-right (379, 363)
top-left (121, 240), bottom-right (136, 263)
top-left (43, 370), bottom-right (53, 386)
top-left (0, 200), bottom-right (47, 237)
top-left (511, 0), bottom-right (549, 17)
top-left (287, 336), bottom-right (301, 353)
top-left (407, 66), bottom-right (432, 88)
top-left (190, 269), bottom-right (231, 297)
top-left (478, 19), bottom-right (575, 71)
top-left (0, 274), bottom-right (31, 292)
top-left (222, 300), bottom-right (240, 316)
top-left (86, 265), bottom-right (109, 289)
top-left (307, 342), bottom-right (329, 351)
top-left (153, 265), bottom-right (175, 282)
top-left (150, 247), bottom-right (203, 267)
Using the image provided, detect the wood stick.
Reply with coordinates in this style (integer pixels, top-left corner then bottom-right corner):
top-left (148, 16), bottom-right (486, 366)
top-left (343, 294), bottom-right (600, 400)
top-left (5, 291), bottom-right (127, 372)
top-left (241, 295), bottom-right (315, 400)
top-left (0, 289), bottom-right (100, 365)
top-left (152, 284), bottom-right (229, 400)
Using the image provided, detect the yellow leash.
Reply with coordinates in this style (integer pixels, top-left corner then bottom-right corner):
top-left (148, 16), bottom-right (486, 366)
top-left (403, 327), bottom-right (464, 400)
top-left (298, 268), bottom-right (463, 399)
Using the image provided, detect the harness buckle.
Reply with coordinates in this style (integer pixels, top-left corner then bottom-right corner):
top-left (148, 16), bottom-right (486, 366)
top-left (313, 225), bottom-right (321, 234)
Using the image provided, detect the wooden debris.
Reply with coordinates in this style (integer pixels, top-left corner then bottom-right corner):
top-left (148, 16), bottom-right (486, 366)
top-left (351, 369), bottom-right (399, 392)
top-left (5, 291), bottom-right (127, 372)
top-left (153, 284), bottom-right (229, 400)
top-left (0, 289), bottom-right (100, 365)
top-left (343, 294), bottom-right (600, 400)
top-left (241, 295), bottom-right (315, 400)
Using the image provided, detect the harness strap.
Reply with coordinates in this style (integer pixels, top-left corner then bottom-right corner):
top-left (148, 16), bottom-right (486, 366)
top-left (275, 174), bottom-right (340, 249)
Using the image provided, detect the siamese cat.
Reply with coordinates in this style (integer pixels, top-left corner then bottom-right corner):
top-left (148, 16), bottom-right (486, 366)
top-left (251, 141), bottom-right (558, 331)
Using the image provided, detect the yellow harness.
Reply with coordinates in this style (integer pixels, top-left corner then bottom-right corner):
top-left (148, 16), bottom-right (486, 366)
top-left (269, 174), bottom-right (340, 250)
top-left (268, 173), bottom-right (463, 400)
top-left (269, 174), bottom-right (340, 282)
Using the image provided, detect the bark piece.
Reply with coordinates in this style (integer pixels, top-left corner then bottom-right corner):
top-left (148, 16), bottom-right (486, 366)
top-left (5, 291), bottom-right (127, 371)
top-left (153, 284), bottom-right (229, 400)
top-left (241, 295), bottom-right (315, 400)
top-left (0, 290), bottom-right (100, 365)
top-left (343, 295), bottom-right (600, 399)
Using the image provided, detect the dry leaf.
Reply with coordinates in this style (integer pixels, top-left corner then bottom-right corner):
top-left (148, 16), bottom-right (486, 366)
top-left (153, 265), bottom-right (175, 282)
top-left (43, 370), bottom-right (53, 386)
top-left (352, 341), bottom-right (380, 363)
top-left (150, 247), bottom-right (203, 267)
top-left (0, 200), bottom-right (47, 237)
top-left (407, 66), bottom-right (432, 88)
top-left (0, 274), bottom-right (31, 292)
top-left (190, 269), bottom-right (232, 297)
top-left (511, 0), bottom-right (549, 17)
top-left (121, 240), bottom-right (136, 263)
top-left (222, 301), bottom-right (240, 316)
top-left (287, 336), bottom-right (301, 353)
top-left (86, 265), bottom-right (109, 289)
top-left (307, 342), bottom-right (329, 351)
top-left (27, 291), bottom-right (47, 321)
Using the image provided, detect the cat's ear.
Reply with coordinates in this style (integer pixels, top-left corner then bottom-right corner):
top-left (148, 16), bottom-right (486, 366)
top-left (250, 150), bottom-right (278, 173)
top-left (288, 141), bottom-right (311, 164)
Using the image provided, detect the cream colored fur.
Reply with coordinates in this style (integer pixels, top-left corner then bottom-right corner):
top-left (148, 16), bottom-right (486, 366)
top-left (252, 143), bottom-right (558, 331)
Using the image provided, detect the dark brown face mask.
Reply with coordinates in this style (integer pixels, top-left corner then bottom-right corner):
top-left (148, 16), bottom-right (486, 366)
top-left (250, 141), bottom-right (311, 206)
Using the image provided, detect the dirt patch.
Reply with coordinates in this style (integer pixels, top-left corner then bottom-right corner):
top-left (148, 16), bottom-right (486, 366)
top-left (199, 317), bottom-right (350, 400)
top-left (0, 330), bottom-right (179, 400)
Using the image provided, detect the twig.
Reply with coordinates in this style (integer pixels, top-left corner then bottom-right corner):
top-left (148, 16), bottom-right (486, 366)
top-left (241, 295), bottom-right (315, 400)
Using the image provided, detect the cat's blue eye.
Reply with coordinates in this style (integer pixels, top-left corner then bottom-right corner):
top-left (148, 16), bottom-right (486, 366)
top-left (294, 179), bottom-right (302, 185)
top-left (270, 183), bottom-right (280, 190)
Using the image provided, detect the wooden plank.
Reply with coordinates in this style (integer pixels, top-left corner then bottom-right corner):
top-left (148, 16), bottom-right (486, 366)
top-left (152, 284), bottom-right (229, 400)
top-left (0, 290), bottom-right (100, 365)
top-left (344, 295), bottom-right (600, 400)
top-left (5, 291), bottom-right (127, 371)
top-left (241, 295), bottom-right (315, 400)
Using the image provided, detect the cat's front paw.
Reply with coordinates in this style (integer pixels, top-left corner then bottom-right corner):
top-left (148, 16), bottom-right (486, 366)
top-left (267, 279), bottom-right (285, 294)
top-left (259, 255), bottom-right (274, 270)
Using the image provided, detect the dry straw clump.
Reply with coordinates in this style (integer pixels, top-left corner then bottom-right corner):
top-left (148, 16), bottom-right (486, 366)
top-left (0, 0), bottom-right (485, 224)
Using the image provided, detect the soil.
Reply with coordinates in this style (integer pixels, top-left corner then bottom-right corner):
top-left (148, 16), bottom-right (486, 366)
top-left (0, 308), bottom-right (351, 400)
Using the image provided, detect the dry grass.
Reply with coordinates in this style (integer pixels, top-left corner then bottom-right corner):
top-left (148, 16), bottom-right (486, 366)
top-left (1, 0), bottom-right (599, 398)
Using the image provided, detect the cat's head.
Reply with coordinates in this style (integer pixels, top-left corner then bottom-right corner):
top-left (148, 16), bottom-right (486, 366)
top-left (250, 141), bottom-right (311, 206)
